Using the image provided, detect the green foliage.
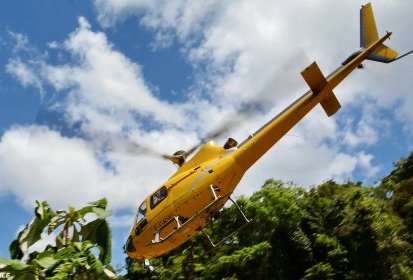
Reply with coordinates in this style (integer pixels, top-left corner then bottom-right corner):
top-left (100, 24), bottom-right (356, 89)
top-left (0, 198), bottom-right (117, 279)
top-left (125, 153), bottom-right (413, 280)
top-left (303, 262), bottom-right (334, 280)
top-left (204, 242), bottom-right (271, 279)
top-left (382, 152), bottom-right (413, 185)
top-left (2, 152), bottom-right (413, 279)
top-left (10, 201), bottom-right (55, 260)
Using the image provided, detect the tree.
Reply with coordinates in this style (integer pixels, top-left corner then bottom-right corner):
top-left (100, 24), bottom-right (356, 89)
top-left (125, 152), bottom-right (413, 279)
top-left (3, 152), bottom-right (413, 279)
top-left (382, 152), bottom-right (413, 231)
top-left (0, 198), bottom-right (117, 279)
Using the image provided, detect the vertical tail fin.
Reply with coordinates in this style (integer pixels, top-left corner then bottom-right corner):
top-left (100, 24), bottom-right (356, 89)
top-left (360, 3), bottom-right (398, 63)
top-left (360, 3), bottom-right (379, 48)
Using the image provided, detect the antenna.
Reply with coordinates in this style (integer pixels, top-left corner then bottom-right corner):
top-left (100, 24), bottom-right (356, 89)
top-left (390, 49), bottom-right (413, 63)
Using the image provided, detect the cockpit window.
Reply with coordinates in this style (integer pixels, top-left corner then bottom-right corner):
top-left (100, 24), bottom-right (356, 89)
top-left (136, 201), bottom-right (147, 224)
top-left (150, 186), bottom-right (168, 209)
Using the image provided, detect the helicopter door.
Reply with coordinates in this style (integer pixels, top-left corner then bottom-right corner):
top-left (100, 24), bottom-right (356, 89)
top-left (150, 186), bottom-right (176, 241)
top-left (157, 215), bottom-right (187, 242)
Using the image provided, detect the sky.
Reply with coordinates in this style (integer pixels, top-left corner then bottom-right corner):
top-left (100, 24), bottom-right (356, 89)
top-left (0, 0), bottom-right (412, 268)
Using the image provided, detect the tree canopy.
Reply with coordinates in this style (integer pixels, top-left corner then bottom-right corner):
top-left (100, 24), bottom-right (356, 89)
top-left (126, 152), bottom-right (413, 280)
top-left (1, 151), bottom-right (413, 279)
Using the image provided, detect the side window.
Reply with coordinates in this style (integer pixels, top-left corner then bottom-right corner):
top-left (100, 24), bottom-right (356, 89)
top-left (150, 186), bottom-right (168, 209)
top-left (136, 201), bottom-right (147, 224)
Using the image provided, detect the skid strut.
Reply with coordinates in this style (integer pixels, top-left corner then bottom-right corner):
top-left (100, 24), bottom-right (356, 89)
top-left (202, 195), bottom-right (251, 247)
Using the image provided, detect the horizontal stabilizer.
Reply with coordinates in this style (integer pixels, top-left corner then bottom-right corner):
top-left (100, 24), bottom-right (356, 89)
top-left (367, 43), bottom-right (398, 63)
top-left (301, 61), bottom-right (327, 93)
top-left (320, 91), bottom-right (341, 117)
top-left (301, 62), bottom-right (341, 117)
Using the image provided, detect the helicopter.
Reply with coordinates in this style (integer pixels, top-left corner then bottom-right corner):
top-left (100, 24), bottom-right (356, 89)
top-left (125, 3), bottom-right (412, 260)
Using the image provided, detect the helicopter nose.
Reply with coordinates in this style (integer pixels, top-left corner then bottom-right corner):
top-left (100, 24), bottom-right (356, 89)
top-left (125, 235), bottom-right (136, 253)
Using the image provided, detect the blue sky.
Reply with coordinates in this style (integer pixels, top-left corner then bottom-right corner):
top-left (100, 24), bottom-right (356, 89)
top-left (0, 0), bottom-right (412, 268)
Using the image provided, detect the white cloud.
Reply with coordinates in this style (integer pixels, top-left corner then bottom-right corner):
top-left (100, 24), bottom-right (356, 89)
top-left (8, 31), bottom-right (31, 53)
top-left (94, 0), bottom-right (413, 123)
top-left (341, 102), bottom-right (381, 148)
top-left (95, 0), bottom-right (220, 42)
top-left (6, 58), bottom-right (43, 93)
top-left (0, 126), bottom-right (113, 209)
top-left (356, 151), bottom-right (380, 178)
top-left (7, 17), bottom-right (189, 136)
top-left (3, 0), bottom-right (412, 219)
top-left (0, 125), bottom-right (183, 211)
top-left (4, 31), bottom-right (46, 95)
top-left (44, 17), bottom-right (186, 130)
top-left (94, 0), bottom-right (150, 27)
top-left (1, 19), bottom-right (206, 214)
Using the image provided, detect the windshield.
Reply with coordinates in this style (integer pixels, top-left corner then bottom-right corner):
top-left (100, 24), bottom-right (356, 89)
top-left (136, 201), bottom-right (147, 224)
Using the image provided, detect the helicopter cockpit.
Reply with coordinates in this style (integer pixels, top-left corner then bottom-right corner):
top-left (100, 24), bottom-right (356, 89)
top-left (126, 201), bottom-right (148, 253)
top-left (134, 186), bottom-right (168, 234)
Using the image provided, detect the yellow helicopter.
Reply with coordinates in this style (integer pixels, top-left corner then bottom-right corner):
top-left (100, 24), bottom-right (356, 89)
top-left (125, 3), bottom-right (412, 260)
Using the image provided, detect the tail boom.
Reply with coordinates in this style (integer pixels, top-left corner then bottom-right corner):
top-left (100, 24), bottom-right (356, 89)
top-left (232, 4), bottom-right (401, 171)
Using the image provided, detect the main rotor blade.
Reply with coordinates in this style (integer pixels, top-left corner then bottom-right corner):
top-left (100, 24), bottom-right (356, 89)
top-left (116, 138), bottom-right (171, 160)
top-left (93, 132), bottom-right (171, 160)
top-left (183, 51), bottom-right (309, 156)
top-left (90, 52), bottom-right (306, 161)
top-left (181, 115), bottom-right (244, 159)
